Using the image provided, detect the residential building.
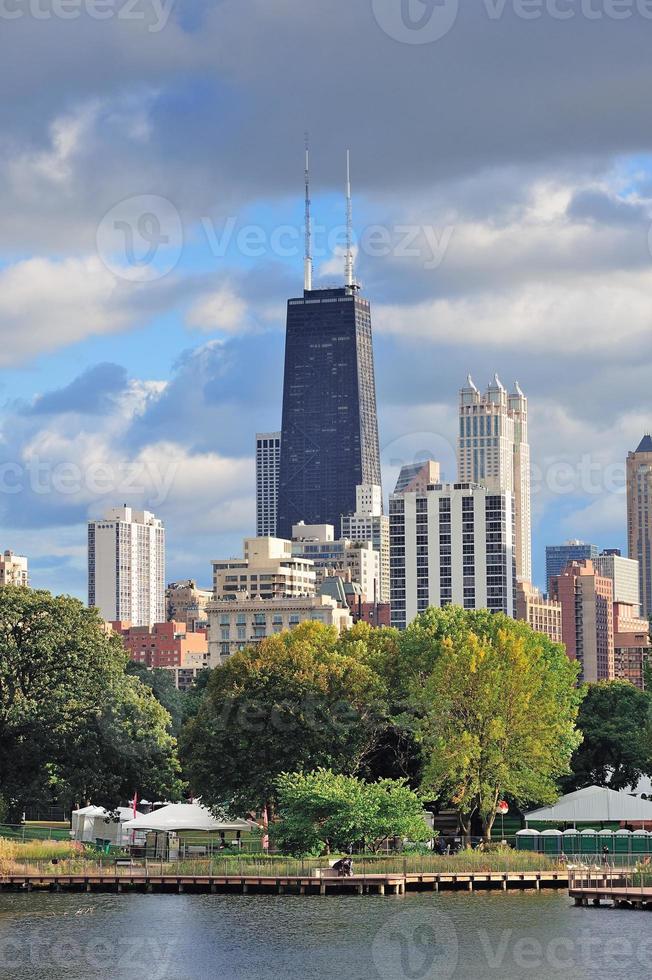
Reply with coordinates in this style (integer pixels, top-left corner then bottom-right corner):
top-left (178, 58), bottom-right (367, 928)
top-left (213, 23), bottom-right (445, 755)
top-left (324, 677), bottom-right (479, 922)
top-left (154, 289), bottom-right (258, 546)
top-left (88, 506), bottom-right (165, 627)
top-left (163, 667), bottom-right (207, 693)
top-left (166, 580), bottom-right (212, 631)
top-left (515, 581), bottom-right (563, 644)
top-left (112, 620), bottom-right (209, 670)
top-left (256, 432), bottom-right (281, 537)
top-left (277, 285), bottom-right (382, 539)
top-left (550, 560), bottom-right (614, 683)
top-left (212, 537), bottom-right (316, 600)
top-left (613, 602), bottom-right (650, 691)
top-left (320, 576), bottom-right (391, 627)
top-left (0, 550), bottom-right (29, 587)
top-left (341, 484), bottom-right (390, 602)
top-left (207, 595), bottom-right (353, 664)
top-left (546, 541), bottom-right (599, 593)
top-left (627, 435), bottom-right (652, 618)
top-left (389, 483), bottom-right (516, 629)
top-left (292, 522), bottom-right (380, 603)
top-left (394, 460), bottom-right (441, 495)
top-left (458, 376), bottom-right (531, 582)
top-left (594, 551), bottom-right (641, 612)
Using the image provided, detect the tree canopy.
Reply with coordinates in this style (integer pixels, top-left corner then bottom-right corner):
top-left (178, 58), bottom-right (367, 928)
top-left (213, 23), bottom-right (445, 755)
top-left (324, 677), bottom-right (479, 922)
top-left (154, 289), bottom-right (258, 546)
top-left (273, 768), bottom-right (431, 856)
top-left (0, 587), bottom-right (181, 820)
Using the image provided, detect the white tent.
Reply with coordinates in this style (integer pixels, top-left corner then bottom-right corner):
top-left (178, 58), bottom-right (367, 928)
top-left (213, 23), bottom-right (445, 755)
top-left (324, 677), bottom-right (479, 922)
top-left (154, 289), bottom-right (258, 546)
top-left (525, 786), bottom-right (652, 825)
top-left (71, 806), bottom-right (134, 845)
top-left (122, 802), bottom-right (255, 834)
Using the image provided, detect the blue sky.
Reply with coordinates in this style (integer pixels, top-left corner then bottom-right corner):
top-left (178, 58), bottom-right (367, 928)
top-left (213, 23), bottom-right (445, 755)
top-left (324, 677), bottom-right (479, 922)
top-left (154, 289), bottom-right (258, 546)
top-left (2, 0), bottom-right (651, 599)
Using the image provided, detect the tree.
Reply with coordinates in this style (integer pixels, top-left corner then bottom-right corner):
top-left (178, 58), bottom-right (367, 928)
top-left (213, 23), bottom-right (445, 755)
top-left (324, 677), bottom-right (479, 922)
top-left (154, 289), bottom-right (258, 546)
top-left (126, 662), bottom-right (185, 738)
top-left (564, 681), bottom-right (652, 792)
top-left (181, 622), bottom-right (385, 815)
top-left (0, 587), bottom-right (181, 819)
top-left (416, 609), bottom-right (583, 840)
top-left (273, 768), bottom-right (431, 856)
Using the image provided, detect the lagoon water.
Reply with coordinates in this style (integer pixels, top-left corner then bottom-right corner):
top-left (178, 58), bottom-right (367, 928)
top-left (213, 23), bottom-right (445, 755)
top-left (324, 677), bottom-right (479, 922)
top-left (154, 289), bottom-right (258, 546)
top-left (0, 890), bottom-right (649, 979)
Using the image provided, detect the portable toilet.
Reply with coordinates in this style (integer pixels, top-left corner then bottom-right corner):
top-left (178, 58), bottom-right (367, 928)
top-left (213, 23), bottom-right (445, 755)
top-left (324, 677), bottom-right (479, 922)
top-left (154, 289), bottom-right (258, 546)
top-left (540, 829), bottom-right (563, 855)
top-left (580, 829), bottom-right (598, 856)
top-left (632, 830), bottom-right (649, 856)
top-left (614, 829), bottom-right (632, 857)
top-left (515, 829), bottom-right (540, 852)
top-left (598, 829), bottom-right (615, 855)
top-left (562, 828), bottom-right (581, 858)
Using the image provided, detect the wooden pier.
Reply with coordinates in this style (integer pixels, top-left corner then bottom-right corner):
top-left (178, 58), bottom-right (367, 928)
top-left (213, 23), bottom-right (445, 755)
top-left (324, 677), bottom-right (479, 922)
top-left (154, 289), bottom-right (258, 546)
top-left (569, 868), bottom-right (652, 911)
top-left (0, 870), bottom-right (568, 897)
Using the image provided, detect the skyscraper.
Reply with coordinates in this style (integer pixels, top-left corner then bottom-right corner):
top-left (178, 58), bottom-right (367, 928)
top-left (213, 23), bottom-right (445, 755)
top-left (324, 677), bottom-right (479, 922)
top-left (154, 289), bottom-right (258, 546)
top-left (627, 435), bottom-right (652, 618)
top-left (256, 432), bottom-right (281, 537)
top-left (88, 506), bottom-right (165, 627)
top-left (276, 150), bottom-right (381, 538)
top-left (550, 560), bottom-right (614, 683)
top-left (457, 376), bottom-right (531, 583)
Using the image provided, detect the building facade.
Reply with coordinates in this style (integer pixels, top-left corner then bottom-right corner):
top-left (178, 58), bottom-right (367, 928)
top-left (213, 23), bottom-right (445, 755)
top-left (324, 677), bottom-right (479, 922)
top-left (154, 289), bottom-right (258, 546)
top-left (341, 485), bottom-right (390, 602)
top-left (515, 581), bottom-right (563, 644)
top-left (112, 620), bottom-right (209, 670)
top-left (390, 483), bottom-right (516, 629)
top-left (627, 435), bottom-right (652, 618)
top-left (550, 560), bottom-right (614, 683)
top-left (458, 376), bottom-right (531, 582)
top-left (0, 550), bottom-right (29, 587)
top-left (207, 595), bottom-right (352, 664)
top-left (277, 285), bottom-right (382, 539)
top-left (546, 540), bottom-right (598, 592)
top-left (256, 432), bottom-right (281, 537)
top-left (593, 552), bottom-right (641, 612)
top-left (613, 602), bottom-right (650, 691)
top-left (166, 580), bottom-right (212, 631)
top-left (394, 460), bottom-right (441, 495)
top-left (292, 522), bottom-right (380, 603)
top-left (212, 537), bottom-right (316, 601)
top-left (88, 506), bottom-right (165, 627)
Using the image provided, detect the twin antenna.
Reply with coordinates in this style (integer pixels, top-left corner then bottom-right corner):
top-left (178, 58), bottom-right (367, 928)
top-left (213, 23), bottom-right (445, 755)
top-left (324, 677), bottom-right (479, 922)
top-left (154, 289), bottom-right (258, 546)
top-left (303, 137), bottom-right (357, 292)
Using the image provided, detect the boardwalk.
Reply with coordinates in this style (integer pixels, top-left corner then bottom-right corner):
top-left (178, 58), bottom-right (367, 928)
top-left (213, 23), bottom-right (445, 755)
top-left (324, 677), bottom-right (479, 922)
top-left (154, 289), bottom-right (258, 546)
top-left (569, 867), bottom-right (652, 911)
top-left (0, 870), bottom-right (568, 897)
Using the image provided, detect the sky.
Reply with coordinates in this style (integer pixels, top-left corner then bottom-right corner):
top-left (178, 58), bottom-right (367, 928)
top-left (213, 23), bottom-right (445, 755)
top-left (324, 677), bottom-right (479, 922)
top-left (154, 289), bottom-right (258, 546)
top-left (2, 0), bottom-right (652, 597)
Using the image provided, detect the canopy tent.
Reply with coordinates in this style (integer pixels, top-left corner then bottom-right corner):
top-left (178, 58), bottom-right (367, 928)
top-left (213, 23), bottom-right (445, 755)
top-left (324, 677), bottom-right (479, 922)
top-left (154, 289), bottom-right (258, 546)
top-left (122, 803), bottom-right (255, 834)
top-left (525, 786), bottom-right (652, 826)
top-left (71, 806), bottom-right (134, 845)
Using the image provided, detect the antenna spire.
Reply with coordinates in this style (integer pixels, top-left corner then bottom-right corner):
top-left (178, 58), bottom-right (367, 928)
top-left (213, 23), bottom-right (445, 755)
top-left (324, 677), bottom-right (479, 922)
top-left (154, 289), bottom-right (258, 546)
top-left (304, 133), bottom-right (313, 292)
top-left (345, 149), bottom-right (356, 288)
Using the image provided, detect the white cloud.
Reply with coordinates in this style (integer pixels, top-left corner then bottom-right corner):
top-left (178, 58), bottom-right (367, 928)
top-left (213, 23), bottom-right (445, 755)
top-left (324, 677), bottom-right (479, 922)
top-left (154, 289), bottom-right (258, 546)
top-left (186, 285), bottom-right (249, 334)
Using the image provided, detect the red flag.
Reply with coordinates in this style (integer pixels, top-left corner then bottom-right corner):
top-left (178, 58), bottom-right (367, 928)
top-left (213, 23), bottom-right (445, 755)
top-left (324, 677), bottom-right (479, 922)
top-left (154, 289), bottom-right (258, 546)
top-left (262, 805), bottom-right (269, 852)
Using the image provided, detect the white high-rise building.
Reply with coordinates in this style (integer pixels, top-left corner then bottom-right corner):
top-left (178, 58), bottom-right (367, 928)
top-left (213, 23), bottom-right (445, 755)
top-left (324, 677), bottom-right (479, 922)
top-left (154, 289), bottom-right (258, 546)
top-left (341, 484), bottom-right (390, 601)
top-left (88, 506), bottom-right (165, 627)
top-left (458, 375), bottom-right (531, 583)
top-left (390, 483), bottom-right (516, 629)
top-left (256, 432), bottom-right (281, 537)
top-left (0, 551), bottom-right (29, 587)
top-left (594, 552), bottom-right (641, 613)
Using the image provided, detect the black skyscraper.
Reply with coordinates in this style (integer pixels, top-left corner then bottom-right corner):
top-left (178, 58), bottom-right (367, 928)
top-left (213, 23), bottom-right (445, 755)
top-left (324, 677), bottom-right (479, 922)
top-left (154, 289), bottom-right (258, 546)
top-left (276, 284), bottom-right (382, 539)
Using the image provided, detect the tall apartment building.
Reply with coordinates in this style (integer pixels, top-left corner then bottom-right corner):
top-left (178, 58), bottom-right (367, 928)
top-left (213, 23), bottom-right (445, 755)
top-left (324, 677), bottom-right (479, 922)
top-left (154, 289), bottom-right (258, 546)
top-left (340, 484), bottom-right (390, 602)
top-left (613, 603), bottom-right (650, 690)
top-left (390, 483), bottom-right (516, 629)
top-left (292, 522), bottom-right (380, 603)
top-left (166, 580), bottom-right (213, 631)
top-left (207, 595), bottom-right (352, 665)
top-left (458, 376), bottom-right (531, 582)
top-left (550, 560), bottom-right (614, 683)
top-left (546, 540), bottom-right (598, 592)
top-left (88, 506), bottom-right (165, 627)
top-left (0, 550), bottom-right (29, 587)
top-left (256, 432), bottom-right (281, 537)
top-left (212, 537), bottom-right (316, 601)
top-left (627, 435), bottom-right (652, 618)
top-left (515, 581), bottom-right (563, 644)
top-left (593, 551), bottom-right (641, 612)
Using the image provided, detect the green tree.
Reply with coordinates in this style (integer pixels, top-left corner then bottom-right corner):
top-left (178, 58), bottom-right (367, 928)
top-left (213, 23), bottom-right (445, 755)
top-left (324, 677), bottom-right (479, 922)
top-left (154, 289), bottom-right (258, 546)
top-left (273, 768), bottom-right (431, 856)
top-left (181, 622), bottom-right (385, 815)
top-left (0, 587), bottom-right (181, 819)
top-left (564, 681), bottom-right (652, 792)
top-left (416, 609), bottom-right (583, 840)
top-left (126, 662), bottom-right (185, 738)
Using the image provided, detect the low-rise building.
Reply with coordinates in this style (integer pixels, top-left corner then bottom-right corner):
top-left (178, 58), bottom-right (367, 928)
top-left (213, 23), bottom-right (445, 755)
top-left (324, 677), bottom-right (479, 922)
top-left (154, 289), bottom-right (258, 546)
top-left (292, 523), bottom-right (380, 603)
top-left (166, 580), bottom-right (212, 631)
top-left (212, 537), bottom-right (316, 601)
top-left (341, 484), bottom-right (390, 602)
top-left (0, 551), bottom-right (29, 587)
top-left (207, 594), bottom-right (352, 665)
top-left (515, 581), bottom-right (563, 644)
top-left (112, 620), bottom-right (210, 670)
